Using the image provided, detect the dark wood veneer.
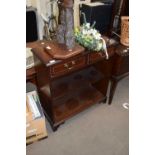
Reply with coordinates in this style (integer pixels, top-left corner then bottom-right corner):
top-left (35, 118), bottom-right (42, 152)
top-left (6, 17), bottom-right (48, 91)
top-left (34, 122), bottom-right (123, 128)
top-left (108, 44), bottom-right (129, 104)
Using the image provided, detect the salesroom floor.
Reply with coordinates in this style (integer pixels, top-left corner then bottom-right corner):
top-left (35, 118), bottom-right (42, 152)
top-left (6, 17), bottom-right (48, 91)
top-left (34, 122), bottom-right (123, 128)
top-left (27, 76), bottom-right (129, 155)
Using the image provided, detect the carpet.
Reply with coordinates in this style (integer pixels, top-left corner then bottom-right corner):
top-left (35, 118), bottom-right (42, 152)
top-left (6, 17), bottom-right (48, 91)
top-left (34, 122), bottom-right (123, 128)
top-left (27, 77), bottom-right (129, 155)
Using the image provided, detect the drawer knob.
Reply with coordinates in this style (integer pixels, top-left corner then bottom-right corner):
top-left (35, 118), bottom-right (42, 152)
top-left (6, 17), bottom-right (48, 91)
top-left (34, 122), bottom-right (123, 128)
top-left (64, 63), bottom-right (69, 68)
top-left (64, 63), bottom-right (73, 70)
top-left (72, 61), bottom-right (76, 65)
top-left (68, 67), bottom-right (73, 70)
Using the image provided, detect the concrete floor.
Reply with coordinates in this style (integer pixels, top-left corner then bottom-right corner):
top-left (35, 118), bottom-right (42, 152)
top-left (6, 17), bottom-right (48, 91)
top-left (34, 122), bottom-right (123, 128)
top-left (27, 77), bottom-right (129, 155)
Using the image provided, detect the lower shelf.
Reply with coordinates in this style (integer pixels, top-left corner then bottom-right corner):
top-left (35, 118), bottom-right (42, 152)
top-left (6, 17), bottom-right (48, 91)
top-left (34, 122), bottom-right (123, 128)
top-left (39, 66), bottom-right (106, 126)
top-left (52, 66), bottom-right (104, 100)
top-left (52, 84), bottom-right (104, 123)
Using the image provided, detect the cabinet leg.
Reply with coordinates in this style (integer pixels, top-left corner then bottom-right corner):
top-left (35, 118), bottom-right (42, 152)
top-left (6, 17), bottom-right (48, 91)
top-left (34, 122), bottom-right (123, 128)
top-left (103, 97), bottom-right (107, 103)
top-left (52, 125), bottom-right (60, 132)
top-left (52, 122), bottom-right (65, 132)
top-left (108, 80), bottom-right (118, 105)
top-left (98, 97), bottom-right (107, 104)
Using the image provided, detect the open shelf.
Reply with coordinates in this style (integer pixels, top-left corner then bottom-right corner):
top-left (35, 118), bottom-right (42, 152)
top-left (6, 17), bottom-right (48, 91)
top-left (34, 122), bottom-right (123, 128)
top-left (40, 66), bottom-right (105, 124)
top-left (51, 66), bottom-right (104, 100)
top-left (53, 84), bottom-right (104, 122)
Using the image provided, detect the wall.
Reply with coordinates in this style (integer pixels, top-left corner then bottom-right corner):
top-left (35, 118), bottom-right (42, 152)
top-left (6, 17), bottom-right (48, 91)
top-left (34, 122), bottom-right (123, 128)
top-left (26, 0), bottom-right (58, 39)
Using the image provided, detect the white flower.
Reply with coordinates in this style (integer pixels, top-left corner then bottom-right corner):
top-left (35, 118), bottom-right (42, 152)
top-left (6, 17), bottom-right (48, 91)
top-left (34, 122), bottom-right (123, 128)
top-left (88, 29), bottom-right (94, 35)
top-left (86, 29), bottom-right (92, 35)
top-left (82, 29), bottom-right (87, 35)
top-left (96, 42), bottom-right (103, 51)
top-left (91, 29), bottom-right (97, 36)
top-left (85, 23), bottom-right (90, 29)
top-left (94, 33), bottom-right (101, 40)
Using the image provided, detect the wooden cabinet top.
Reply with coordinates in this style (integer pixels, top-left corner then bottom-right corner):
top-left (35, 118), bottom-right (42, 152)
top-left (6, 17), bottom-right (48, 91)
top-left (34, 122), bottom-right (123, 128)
top-left (31, 40), bottom-right (117, 67)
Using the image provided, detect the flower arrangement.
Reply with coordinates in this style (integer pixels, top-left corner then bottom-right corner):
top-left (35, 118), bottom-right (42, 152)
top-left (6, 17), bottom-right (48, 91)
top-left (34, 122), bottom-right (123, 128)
top-left (74, 13), bottom-right (108, 59)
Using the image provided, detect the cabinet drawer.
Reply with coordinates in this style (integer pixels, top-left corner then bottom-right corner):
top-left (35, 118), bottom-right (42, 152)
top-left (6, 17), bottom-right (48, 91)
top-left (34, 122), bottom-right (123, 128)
top-left (51, 57), bottom-right (86, 76)
top-left (89, 52), bottom-right (105, 63)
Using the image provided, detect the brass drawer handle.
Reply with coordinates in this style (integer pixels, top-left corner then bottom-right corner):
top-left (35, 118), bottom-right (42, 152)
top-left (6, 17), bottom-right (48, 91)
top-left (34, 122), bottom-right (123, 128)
top-left (68, 67), bottom-right (73, 70)
top-left (64, 63), bottom-right (73, 70)
top-left (64, 61), bottom-right (75, 68)
top-left (64, 63), bottom-right (69, 68)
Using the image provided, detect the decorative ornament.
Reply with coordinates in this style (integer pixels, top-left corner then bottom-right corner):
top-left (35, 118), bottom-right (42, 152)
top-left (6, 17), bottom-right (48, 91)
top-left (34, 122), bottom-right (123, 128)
top-left (56, 0), bottom-right (75, 51)
top-left (74, 13), bottom-right (108, 59)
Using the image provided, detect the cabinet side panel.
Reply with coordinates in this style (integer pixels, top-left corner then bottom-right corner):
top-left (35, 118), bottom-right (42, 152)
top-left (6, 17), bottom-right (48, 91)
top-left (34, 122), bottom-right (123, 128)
top-left (34, 55), bottom-right (55, 123)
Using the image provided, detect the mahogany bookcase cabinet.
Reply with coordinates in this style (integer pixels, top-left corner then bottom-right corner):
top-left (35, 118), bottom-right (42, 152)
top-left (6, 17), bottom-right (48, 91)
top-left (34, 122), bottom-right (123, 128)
top-left (32, 41), bottom-right (116, 131)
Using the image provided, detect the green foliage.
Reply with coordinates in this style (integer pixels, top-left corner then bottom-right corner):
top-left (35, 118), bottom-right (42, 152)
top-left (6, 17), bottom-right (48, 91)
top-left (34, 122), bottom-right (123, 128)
top-left (74, 22), bottom-right (106, 52)
top-left (74, 13), bottom-right (108, 52)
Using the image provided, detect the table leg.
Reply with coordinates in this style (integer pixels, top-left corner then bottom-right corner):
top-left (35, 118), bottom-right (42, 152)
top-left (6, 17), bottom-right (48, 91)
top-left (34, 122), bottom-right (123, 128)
top-left (108, 79), bottom-right (118, 105)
